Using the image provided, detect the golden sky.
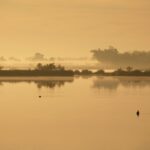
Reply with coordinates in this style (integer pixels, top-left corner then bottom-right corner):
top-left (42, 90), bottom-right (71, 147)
top-left (0, 0), bottom-right (150, 58)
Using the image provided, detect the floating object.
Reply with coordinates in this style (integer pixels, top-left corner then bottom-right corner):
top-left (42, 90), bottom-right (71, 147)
top-left (136, 110), bottom-right (140, 116)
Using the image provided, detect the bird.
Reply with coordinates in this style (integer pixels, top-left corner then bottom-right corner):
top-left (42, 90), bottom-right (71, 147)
top-left (136, 110), bottom-right (140, 117)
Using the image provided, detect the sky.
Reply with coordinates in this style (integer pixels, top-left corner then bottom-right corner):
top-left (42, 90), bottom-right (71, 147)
top-left (0, 0), bottom-right (150, 58)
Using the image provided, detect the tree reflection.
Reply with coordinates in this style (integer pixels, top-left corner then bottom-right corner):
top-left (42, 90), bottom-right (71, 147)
top-left (35, 80), bottom-right (73, 89)
top-left (93, 77), bottom-right (150, 90)
top-left (0, 77), bottom-right (74, 89)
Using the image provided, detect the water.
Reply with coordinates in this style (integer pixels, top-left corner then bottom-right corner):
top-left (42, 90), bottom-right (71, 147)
top-left (0, 76), bottom-right (150, 150)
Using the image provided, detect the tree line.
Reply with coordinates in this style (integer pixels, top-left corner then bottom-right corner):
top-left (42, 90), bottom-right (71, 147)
top-left (0, 64), bottom-right (150, 76)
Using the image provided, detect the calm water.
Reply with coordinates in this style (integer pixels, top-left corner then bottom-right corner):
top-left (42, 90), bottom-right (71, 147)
top-left (0, 76), bottom-right (150, 150)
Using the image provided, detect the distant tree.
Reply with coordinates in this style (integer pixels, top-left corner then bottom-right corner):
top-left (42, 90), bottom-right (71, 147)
top-left (113, 68), bottom-right (125, 75)
top-left (35, 63), bottom-right (65, 71)
top-left (57, 65), bottom-right (65, 71)
top-left (74, 70), bottom-right (81, 75)
top-left (132, 69), bottom-right (142, 75)
top-left (95, 69), bottom-right (105, 75)
top-left (0, 65), bottom-right (3, 70)
top-left (45, 63), bottom-right (56, 70)
top-left (116, 68), bottom-right (124, 72)
top-left (36, 63), bottom-right (43, 70)
top-left (126, 66), bottom-right (133, 72)
top-left (81, 69), bottom-right (93, 75)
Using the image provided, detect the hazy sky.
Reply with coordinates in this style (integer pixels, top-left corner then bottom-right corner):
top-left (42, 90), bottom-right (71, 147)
top-left (0, 0), bottom-right (150, 58)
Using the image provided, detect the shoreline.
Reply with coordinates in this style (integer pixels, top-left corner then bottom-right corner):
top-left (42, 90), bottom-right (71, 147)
top-left (0, 75), bottom-right (150, 79)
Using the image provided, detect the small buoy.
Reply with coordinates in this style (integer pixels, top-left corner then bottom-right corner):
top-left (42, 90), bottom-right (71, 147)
top-left (39, 95), bottom-right (42, 98)
top-left (136, 110), bottom-right (140, 117)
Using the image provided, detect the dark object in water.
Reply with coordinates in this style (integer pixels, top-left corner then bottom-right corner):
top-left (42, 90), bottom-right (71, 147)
top-left (39, 95), bottom-right (42, 98)
top-left (136, 110), bottom-right (140, 116)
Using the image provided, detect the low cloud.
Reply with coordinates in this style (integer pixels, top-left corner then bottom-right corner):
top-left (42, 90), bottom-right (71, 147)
top-left (91, 46), bottom-right (150, 69)
top-left (26, 53), bottom-right (89, 62)
top-left (9, 57), bottom-right (21, 62)
top-left (0, 56), bottom-right (6, 61)
top-left (26, 53), bottom-right (47, 61)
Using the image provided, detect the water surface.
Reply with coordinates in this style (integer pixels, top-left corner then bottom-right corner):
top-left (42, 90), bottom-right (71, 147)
top-left (0, 76), bottom-right (150, 150)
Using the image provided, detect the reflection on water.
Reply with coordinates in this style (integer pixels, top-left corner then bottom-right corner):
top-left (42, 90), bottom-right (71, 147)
top-left (1, 77), bottom-right (150, 91)
top-left (0, 76), bottom-right (150, 150)
top-left (93, 77), bottom-right (150, 90)
top-left (0, 77), bottom-right (73, 89)
top-left (35, 80), bottom-right (73, 89)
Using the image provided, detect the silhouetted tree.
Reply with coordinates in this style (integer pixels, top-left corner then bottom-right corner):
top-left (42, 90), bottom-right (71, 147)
top-left (126, 66), bottom-right (133, 72)
top-left (95, 69), bottom-right (105, 75)
top-left (57, 65), bottom-right (65, 71)
top-left (0, 65), bottom-right (3, 70)
top-left (81, 69), bottom-right (93, 75)
top-left (35, 63), bottom-right (57, 71)
top-left (36, 63), bottom-right (43, 70)
top-left (113, 68), bottom-right (126, 75)
top-left (74, 70), bottom-right (81, 75)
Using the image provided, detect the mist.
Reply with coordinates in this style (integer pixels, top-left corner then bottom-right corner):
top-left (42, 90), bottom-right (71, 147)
top-left (0, 52), bottom-right (96, 70)
top-left (91, 46), bottom-right (150, 69)
top-left (26, 53), bottom-right (47, 61)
